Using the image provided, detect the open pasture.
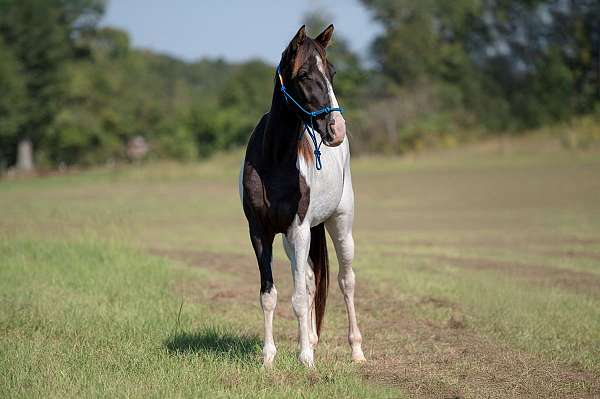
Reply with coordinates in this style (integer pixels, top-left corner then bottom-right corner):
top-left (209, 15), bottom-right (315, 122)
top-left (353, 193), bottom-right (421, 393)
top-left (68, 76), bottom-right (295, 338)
top-left (1, 140), bottom-right (600, 398)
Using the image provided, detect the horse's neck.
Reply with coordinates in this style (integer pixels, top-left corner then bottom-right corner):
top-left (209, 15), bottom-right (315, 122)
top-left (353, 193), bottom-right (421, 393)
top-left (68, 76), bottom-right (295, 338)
top-left (262, 94), bottom-right (302, 169)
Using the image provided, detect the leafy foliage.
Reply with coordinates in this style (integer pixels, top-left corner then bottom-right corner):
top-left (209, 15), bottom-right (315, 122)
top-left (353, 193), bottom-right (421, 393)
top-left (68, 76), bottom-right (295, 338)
top-left (0, 0), bottom-right (599, 168)
top-left (0, 0), bottom-right (273, 168)
top-left (361, 0), bottom-right (600, 131)
top-left (0, 38), bottom-right (26, 168)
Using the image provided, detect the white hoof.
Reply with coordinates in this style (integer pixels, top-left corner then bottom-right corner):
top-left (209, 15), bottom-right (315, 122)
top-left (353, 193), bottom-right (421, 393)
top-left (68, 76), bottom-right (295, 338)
top-left (262, 345), bottom-right (276, 368)
top-left (298, 349), bottom-right (315, 368)
top-left (351, 347), bottom-right (366, 363)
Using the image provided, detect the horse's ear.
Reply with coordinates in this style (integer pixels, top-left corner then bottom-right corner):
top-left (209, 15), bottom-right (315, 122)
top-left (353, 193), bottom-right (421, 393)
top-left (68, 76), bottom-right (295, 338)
top-left (315, 24), bottom-right (334, 48)
top-left (290, 25), bottom-right (306, 52)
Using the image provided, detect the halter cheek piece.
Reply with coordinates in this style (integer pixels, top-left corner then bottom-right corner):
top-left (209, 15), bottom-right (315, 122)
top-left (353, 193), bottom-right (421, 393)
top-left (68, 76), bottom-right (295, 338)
top-left (276, 65), bottom-right (344, 171)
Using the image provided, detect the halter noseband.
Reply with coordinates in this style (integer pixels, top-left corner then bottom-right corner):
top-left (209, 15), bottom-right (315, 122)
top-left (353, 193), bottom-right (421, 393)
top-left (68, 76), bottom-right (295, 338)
top-left (276, 65), bottom-right (343, 171)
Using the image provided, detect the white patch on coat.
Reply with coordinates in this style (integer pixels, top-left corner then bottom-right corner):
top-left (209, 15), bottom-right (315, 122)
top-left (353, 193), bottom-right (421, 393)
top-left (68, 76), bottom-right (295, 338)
top-left (315, 54), bottom-right (346, 145)
top-left (315, 55), bottom-right (346, 145)
top-left (260, 286), bottom-right (278, 367)
top-left (315, 55), bottom-right (340, 109)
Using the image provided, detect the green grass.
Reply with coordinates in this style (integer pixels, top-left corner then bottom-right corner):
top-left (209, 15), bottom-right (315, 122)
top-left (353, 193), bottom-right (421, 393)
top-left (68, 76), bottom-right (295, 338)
top-left (0, 239), bottom-right (395, 398)
top-left (1, 138), bottom-right (600, 397)
top-left (352, 147), bottom-right (600, 374)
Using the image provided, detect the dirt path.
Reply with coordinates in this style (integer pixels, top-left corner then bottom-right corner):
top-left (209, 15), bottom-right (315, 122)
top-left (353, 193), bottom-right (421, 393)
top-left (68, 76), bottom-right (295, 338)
top-left (151, 248), bottom-right (600, 399)
top-left (359, 293), bottom-right (599, 398)
top-left (385, 252), bottom-right (600, 298)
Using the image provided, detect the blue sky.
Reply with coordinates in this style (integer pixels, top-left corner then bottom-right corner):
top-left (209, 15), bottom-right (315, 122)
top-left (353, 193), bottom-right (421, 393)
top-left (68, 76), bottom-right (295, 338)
top-left (101, 0), bottom-right (381, 65)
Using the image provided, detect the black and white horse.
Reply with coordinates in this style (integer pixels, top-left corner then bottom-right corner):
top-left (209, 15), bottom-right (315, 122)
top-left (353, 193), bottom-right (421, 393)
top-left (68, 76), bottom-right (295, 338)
top-left (239, 25), bottom-right (365, 367)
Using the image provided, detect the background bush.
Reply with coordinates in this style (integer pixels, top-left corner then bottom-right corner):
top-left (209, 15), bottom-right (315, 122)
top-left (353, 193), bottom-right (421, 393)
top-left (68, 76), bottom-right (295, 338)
top-left (0, 0), bottom-right (598, 169)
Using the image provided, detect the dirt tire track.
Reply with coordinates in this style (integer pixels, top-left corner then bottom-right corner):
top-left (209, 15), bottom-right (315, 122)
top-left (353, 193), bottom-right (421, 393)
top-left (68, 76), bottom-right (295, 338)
top-left (429, 254), bottom-right (600, 298)
top-left (359, 293), bottom-right (599, 398)
top-left (386, 251), bottom-right (600, 298)
top-left (151, 248), bottom-right (600, 399)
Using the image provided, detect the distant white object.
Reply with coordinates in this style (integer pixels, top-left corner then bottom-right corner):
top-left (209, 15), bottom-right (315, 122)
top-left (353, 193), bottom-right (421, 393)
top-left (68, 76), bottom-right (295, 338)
top-left (17, 139), bottom-right (34, 171)
top-left (127, 136), bottom-right (149, 160)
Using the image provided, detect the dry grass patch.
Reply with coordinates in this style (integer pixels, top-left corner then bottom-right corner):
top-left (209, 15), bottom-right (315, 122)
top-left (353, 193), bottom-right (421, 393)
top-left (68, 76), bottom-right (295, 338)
top-left (153, 249), bottom-right (600, 398)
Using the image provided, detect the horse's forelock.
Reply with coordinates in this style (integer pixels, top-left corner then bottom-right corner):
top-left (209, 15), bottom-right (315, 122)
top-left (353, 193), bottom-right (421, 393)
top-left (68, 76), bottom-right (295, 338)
top-left (287, 38), bottom-right (327, 77)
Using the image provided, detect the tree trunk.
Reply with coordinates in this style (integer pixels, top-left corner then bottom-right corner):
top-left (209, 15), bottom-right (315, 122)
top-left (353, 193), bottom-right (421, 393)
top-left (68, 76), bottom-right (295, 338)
top-left (17, 138), bottom-right (34, 172)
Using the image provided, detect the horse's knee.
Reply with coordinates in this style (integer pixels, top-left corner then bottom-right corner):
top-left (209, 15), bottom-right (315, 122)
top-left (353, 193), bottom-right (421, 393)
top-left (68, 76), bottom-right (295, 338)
top-left (260, 286), bottom-right (277, 312)
top-left (291, 292), bottom-right (308, 318)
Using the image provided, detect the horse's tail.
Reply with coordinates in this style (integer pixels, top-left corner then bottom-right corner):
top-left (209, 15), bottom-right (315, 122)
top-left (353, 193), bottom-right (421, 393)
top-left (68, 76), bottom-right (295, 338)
top-left (309, 223), bottom-right (329, 337)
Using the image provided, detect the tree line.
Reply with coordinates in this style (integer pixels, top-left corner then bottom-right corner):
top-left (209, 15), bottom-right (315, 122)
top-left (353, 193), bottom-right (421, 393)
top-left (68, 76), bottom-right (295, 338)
top-left (354, 0), bottom-right (600, 152)
top-left (0, 0), bottom-right (598, 170)
top-left (0, 0), bottom-right (274, 170)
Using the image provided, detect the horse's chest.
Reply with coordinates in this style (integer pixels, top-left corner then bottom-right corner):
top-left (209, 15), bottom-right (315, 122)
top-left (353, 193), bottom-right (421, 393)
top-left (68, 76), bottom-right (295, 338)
top-left (303, 164), bottom-right (344, 225)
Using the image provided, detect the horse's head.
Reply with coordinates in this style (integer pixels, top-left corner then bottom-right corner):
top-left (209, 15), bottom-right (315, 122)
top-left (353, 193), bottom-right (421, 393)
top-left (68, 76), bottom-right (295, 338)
top-left (278, 25), bottom-right (346, 147)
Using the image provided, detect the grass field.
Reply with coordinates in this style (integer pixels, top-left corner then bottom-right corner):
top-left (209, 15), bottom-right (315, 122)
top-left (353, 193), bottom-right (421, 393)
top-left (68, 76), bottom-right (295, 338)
top-left (1, 136), bottom-right (600, 398)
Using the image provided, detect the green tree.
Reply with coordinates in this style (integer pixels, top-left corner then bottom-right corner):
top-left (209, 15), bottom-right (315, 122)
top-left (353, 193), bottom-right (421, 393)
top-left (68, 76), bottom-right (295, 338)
top-left (0, 38), bottom-right (26, 169)
top-left (216, 60), bottom-right (273, 148)
top-left (361, 0), bottom-right (599, 131)
top-left (362, 0), bottom-right (480, 86)
top-left (0, 0), bottom-right (104, 169)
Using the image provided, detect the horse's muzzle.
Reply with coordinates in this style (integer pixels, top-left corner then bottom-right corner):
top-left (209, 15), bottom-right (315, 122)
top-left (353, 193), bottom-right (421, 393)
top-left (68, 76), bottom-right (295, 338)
top-left (325, 114), bottom-right (346, 147)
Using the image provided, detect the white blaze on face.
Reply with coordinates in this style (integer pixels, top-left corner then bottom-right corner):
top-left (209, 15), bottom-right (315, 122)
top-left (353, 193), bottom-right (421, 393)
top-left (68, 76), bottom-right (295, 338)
top-left (315, 55), bottom-right (346, 146)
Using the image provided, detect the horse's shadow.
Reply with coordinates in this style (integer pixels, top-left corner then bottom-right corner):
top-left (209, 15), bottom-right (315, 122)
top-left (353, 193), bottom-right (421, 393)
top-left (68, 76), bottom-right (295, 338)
top-left (164, 326), bottom-right (261, 362)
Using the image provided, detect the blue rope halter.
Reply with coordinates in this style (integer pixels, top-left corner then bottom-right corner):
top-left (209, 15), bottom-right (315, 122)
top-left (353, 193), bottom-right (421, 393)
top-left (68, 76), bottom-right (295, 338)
top-left (276, 65), bottom-right (343, 170)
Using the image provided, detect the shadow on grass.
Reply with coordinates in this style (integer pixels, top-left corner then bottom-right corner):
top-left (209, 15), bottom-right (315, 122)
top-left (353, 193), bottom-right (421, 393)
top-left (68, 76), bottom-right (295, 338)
top-left (164, 326), bottom-right (261, 362)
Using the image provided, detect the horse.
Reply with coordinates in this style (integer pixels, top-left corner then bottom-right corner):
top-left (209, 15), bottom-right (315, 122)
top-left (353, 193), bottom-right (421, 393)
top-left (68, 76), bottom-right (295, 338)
top-left (239, 24), bottom-right (365, 368)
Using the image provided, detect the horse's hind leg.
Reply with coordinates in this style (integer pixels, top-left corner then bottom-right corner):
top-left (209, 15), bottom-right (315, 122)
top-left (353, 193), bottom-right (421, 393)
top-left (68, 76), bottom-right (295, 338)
top-left (249, 226), bottom-right (277, 367)
top-left (283, 237), bottom-right (318, 349)
top-left (326, 213), bottom-right (366, 363)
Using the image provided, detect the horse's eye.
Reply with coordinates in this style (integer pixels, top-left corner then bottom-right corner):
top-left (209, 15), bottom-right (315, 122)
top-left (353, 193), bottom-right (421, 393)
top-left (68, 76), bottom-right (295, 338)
top-left (297, 72), bottom-right (309, 81)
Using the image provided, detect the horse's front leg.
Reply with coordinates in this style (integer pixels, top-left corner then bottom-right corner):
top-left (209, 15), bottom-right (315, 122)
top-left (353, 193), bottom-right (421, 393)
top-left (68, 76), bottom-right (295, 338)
top-left (286, 223), bottom-right (314, 367)
top-left (249, 226), bottom-right (277, 367)
top-left (305, 260), bottom-right (319, 349)
top-left (283, 238), bottom-right (318, 349)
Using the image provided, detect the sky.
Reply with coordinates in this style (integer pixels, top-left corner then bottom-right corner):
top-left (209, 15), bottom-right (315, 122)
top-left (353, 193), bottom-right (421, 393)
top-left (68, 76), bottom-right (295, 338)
top-left (101, 0), bottom-right (381, 65)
